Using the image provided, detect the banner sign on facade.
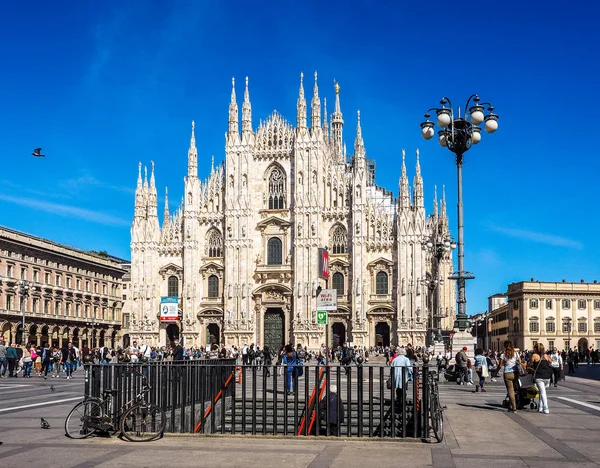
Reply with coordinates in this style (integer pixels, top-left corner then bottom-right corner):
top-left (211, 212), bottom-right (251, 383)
top-left (316, 289), bottom-right (337, 311)
top-left (318, 248), bottom-right (329, 280)
top-left (160, 296), bottom-right (179, 322)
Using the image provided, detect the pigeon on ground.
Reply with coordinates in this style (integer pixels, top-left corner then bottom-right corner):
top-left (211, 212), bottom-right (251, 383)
top-left (41, 418), bottom-right (51, 429)
top-left (50, 385), bottom-right (55, 391)
top-left (32, 148), bottom-right (45, 157)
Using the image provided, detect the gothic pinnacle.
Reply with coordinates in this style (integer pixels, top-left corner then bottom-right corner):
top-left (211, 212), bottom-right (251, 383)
top-left (311, 70), bottom-right (321, 129)
top-left (354, 109), bottom-right (365, 157)
top-left (297, 72), bottom-right (307, 128)
top-left (242, 76), bottom-right (252, 135)
top-left (163, 186), bottom-right (170, 226)
top-left (228, 77), bottom-right (238, 134)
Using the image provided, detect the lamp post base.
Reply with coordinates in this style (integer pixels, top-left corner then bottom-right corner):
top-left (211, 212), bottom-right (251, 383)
top-left (451, 330), bottom-right (475, 363)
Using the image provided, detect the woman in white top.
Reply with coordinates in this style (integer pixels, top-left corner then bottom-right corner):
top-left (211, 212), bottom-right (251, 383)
top-left (496, 341), bottom-right (522, 412)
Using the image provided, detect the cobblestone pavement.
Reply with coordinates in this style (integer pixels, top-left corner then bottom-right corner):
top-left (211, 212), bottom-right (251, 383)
top-left (1, 364), bottom-right (599, 467)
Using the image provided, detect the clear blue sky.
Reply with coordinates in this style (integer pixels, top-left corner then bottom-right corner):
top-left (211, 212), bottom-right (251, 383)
top-left (1, 1), bottom-right (598, 314)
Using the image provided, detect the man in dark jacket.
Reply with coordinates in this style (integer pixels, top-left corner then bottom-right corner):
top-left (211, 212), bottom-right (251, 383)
top-left (172, 340), bottom-right (184, 361)
top-left (6, 343), bottom-right (18, 377)
top-left (319, 384), bottom-right (345, 435)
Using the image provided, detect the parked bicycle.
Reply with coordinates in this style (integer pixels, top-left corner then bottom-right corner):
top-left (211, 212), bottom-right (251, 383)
top-left (65, 368), bottom-right (166, 442)
top-left (428, 372), bottom-right (445, 443)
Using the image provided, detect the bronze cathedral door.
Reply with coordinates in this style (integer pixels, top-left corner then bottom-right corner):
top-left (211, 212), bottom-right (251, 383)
top-left (263, 308), bottom-right (284, 352)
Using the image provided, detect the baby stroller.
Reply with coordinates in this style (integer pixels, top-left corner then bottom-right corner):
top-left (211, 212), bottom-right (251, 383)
top-left (502, 373), bottom-right (539, 410)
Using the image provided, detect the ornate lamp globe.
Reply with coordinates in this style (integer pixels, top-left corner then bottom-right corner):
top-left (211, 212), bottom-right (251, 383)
top-left (420, 120), bottom-right (435, 140)
top-left (436, 108), bottom-right (451, 128)
top-left (471, 125), bottom-right (482, 144)
top-left (484, 113), bottom-right (499, 133)
top-left (469, 104), bottom-right (485, 125)
top-left (438, 130), bottom-right (448, 147)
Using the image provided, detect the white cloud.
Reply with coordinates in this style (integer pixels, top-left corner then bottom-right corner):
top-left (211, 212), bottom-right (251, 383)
top-left (61, 173), bottom-right (134, 195)
top-left (0, 194), bottom-right (129, 227)
top-left (489, 225), bottom-right (583, 250)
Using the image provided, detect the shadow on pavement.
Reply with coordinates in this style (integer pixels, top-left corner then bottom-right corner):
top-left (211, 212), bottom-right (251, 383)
top-left (455, 403), bottom-right (502, 411)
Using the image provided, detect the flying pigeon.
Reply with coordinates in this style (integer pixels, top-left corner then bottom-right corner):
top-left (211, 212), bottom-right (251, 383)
top-left (32, 148), bottom-right (45, 157)
top-left (41, 418), bottom-right (51, 429)
top-left (50, 385), bottom-right (55, 391)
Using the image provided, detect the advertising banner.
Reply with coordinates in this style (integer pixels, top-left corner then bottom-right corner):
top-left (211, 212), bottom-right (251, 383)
top-left (160, 296), bottom-right (179, 322)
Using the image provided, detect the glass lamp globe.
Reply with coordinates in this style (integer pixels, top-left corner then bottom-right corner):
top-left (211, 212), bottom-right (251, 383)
top-left (469, 105), bottom-right (485, 125)
top-left (471, 126), bottom-right (482, 144)
top-left (450, 242), bottom-right (457, 250)
top-left (484, 115), bottom-right (498, 133)
top-left (438, 133), bottom-right (447, 147)
top-left (421, 124), bottom-right (435, 140)
top-left (437, 109), bottom-right (451, 128)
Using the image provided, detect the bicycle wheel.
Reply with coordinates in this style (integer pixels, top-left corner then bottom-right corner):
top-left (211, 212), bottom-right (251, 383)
top-left (65, 399), bottom-right (103, 439)
top-left (120, 403), bottom-right (166, 442)
top-left (429, 390), bottom-right (444, 443)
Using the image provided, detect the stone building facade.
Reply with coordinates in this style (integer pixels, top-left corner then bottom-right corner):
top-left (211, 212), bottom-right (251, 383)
top-left (489, 280), bottom-right (600, 352)
top-left (0, 227), bottom-right (125, 348)
top-left (126, 73), bottom-right (456, 350)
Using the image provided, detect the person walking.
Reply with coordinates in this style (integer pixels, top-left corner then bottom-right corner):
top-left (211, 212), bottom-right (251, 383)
top-left (21, 343), bottom-right (33, 377)
top-left (528, 344), bottom-right (552, 414)
top-left (496, 341), bottom-right (522, 413)
top-left (6, 343), bottom-right (18, 378)
top-left (549, 347), bottom-right (563, 387)
top-left (455, 347), bottom-right (469, 385)
top-left (474, 348), bottom-right (489, 392)
top-left (41, 343), bottom-right (51, 379)
top-left (61, 342), bottom-right (76, 379)
top-left (0, 340), bottom-right (7, 378)
top-left (318, 384), bottom-right (345, 435)
top-left (391, 347), bottom-right (413, 409)
top-left (282, 344), bottom-right (298, 395)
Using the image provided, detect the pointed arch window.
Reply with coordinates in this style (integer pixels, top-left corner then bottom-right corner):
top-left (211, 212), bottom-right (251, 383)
top-left (206, 230), bottom-right (223, 257)
top-left (268, 167), bottom-right (286, 209)
top-left (331, 225), bottom-right (347, 254)
top-left (332, 272), bottom-right (344, 296)
top-left (168, 276), bottom-right (179, 297)
top-left (267, 237), bottom-right (283, 265)
top-left (208, 275), bottom-right (219, 298)
top-left (376, 271), bottom-right (388, 295)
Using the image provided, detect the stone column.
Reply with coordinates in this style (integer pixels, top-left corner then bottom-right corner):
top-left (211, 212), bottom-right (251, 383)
top-left (36, 332), bottom-right (42, 347)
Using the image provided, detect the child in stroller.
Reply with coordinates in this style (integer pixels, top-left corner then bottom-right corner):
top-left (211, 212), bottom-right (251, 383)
top-left (502, 369), bottom-right (540, 410)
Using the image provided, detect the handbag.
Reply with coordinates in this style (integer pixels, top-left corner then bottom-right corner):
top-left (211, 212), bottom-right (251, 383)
top-left (481, 360), bottom-right (489, 378)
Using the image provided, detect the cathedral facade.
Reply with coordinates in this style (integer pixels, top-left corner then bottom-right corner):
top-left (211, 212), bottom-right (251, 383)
top-left (126, 73), bottom-right (456, 350)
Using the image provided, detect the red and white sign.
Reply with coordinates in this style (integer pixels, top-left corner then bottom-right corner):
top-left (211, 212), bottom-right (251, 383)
top-left (318, 248), bottom-right (329, 280)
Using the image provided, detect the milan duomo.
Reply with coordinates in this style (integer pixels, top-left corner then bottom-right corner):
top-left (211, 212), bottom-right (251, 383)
top-left (126, 72), bottom-right (456, 350)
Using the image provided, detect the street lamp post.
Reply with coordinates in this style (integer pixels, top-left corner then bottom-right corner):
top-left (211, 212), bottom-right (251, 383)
top-left (486, 316), bottom-right (493, 351)
top-left (17, 280), bottom-right (32, 345)
top-left (422, 231), bottom-right (456, 344)
top-left (421, 95), bottom-right (499, 331)
top-left (564, 317), bottom-right (572, 351)
top-left (86, 322), bottom-right (101, 348)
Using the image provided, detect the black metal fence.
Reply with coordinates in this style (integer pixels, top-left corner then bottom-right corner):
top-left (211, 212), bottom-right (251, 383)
top-left (84, 361), bottom-right (436, 439)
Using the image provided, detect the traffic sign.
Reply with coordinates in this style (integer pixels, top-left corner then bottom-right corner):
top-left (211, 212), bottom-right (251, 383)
top-left (317, 311), bottom-right (328, 325)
